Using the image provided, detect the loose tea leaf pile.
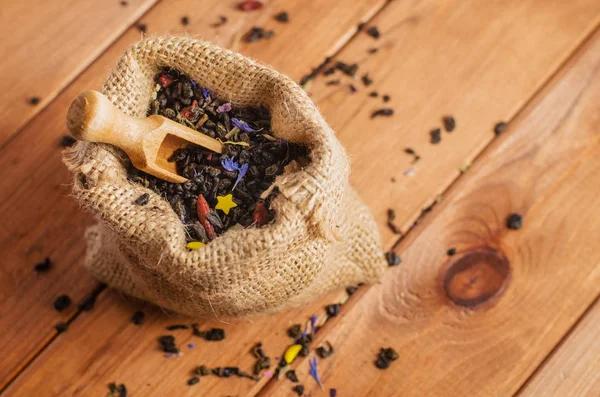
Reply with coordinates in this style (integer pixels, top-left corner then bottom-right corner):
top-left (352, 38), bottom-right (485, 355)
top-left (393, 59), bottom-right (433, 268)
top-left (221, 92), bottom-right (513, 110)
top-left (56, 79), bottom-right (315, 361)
top-left (128, 68), bottom-right (309, 244)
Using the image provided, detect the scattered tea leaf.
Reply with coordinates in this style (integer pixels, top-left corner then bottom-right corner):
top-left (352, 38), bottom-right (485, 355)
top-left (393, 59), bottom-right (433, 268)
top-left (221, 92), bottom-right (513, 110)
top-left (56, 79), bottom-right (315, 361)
top-left (494, 121), bottom-right (508, 135)
top-left (366, 26), bottom-right (381, 39)
top-left (447, 248), bottom-right (457, 256)
top-left (371, 108), bottom-right (394, 118)
top-left (212, 15), bottom-right (228, 28)
top-left (28, 97), bottom-right (41, 106)
top-left (34, 257), bottom-right (52, 273)
top-left (506, 213), bottom-right (523, 230)
top-left (288, 324), bottom-right (302, 338)
top-left (136, 23), bottom-right (147, 33)
top-left (293, 385), bottom-right (305, 396)
top-left (361, 73), bottom-right (373, 86)
top-left (53, 294), bottom-right (71, 312)
top-left (134, 193), bottom-right (150, 206)
top-left (286, 369), bottom-right (299, 382)
top-left (385, 251), bottom-right (401, 266)
top-left (59, 134), bottom-right (77, 147)
top-left (335, 61), bottom-right (358, 77)
top-left (275, 11), bottom-right (289, 22)
top-left (387, 208), bottom-right (396, 221)
top-left (166, 324), bottom-right (189, 330)
top-left (131, 311), bottom-right (145, 325)
top-left (300, 56), bottom-right (333, 86)
top-left (187, 376), bottom-right (200, 386)
top-left (443, 116), bottom-right (456, 132)
top-left (430, 128), bottom-right (442, 144)
top-left (245, 26), bottom-right (274, 43)
top-left (325, 303), bottom-right (341, 317)
top-left (316, 341), bottom-right (334, 358)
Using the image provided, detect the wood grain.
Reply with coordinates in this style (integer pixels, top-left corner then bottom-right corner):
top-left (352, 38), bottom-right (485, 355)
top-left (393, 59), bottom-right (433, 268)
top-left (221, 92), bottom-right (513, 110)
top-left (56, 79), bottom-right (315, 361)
top-left (309, 0), bottom-right (600, 246)
top-left (3, 0), bottom-right (600, 395)
top-left (518, 298), bottom-right (600, 397)
top-left (0, 0), bottom-right (158, 146)
top-left (0, 0), bottom-right (385, 390)
top-left (261, 26), bottom-right (600, 397)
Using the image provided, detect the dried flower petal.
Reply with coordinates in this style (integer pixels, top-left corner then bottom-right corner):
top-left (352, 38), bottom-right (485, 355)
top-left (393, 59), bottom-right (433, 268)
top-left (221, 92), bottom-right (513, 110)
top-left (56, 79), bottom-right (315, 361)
top-left (186, 241), bottom-right (205, 250)
top-left (221, 157), bottom-right (249, 189)
top-left (238, 0), bottom-right (263, 11)
top-left (231, 117), bottom-right (258, 132)
top-left (284, 344), bottom-right (303, 364)
top-left (215, 194), bottom-right (238, 215)
top-left (310, 315), bottom-right (319, 333)
top-left (217, 103), bottom-right (232, 113)
top-left (308, 357), bottom-right (323, 389)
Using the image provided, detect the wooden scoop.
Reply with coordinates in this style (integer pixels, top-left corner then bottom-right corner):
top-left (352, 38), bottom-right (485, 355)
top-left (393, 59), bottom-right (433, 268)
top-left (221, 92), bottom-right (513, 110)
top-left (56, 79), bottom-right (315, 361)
top-left (66, 90), bottom-right (223, 183)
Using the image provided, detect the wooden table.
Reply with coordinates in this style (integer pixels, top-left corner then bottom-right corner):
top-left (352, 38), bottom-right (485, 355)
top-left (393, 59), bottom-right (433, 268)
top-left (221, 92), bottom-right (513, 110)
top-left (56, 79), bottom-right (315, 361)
top-left (1, 1), bottom-right (599, 396)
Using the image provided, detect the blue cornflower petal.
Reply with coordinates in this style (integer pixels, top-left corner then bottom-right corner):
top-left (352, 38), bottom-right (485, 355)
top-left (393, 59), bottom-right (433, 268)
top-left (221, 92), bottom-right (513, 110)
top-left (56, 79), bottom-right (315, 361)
top-left (233, 163), bottom-right (249, 190)
top-left (231, 117), bottom-right (258, 133)
top-left (309, 357), bottom-right (323, 389)
top-left (202, 88), bottom-right (212, 101)
top-left (221, 157), bottom-right (238, 172)
top-left (220, 157), bottom-right (249, 190)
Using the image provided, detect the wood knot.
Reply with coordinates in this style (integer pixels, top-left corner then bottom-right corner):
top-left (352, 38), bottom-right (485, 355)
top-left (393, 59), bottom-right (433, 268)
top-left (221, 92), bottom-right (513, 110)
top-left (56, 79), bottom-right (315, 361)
top-left (443, 247), bottom-right (510, 308)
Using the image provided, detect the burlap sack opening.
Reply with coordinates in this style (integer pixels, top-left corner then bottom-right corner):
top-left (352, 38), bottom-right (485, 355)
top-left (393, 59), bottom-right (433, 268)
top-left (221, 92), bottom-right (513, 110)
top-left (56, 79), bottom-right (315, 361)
top-left (63, 36), bottom-right (386, 317)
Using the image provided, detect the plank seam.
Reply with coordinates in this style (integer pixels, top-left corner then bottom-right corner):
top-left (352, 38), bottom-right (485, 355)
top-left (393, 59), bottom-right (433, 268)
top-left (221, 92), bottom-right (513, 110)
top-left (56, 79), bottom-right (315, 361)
top-left (513, 294), bottom-right (600, 396)
top-left (390, 17), bottom-right (600, 252)
top-left (0, 284), bottom-right (107, 393)
top-left (0, 0), bottom-right (164, 154)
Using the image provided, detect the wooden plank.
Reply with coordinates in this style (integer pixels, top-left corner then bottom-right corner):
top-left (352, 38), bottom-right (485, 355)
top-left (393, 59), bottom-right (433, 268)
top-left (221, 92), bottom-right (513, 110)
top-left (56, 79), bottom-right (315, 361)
top-left (0, 0), bottom-right (158, 146)
top-left (261, 26), bottom-right (600, 397)
top-left (0, 0), bottom-right (386, 389)
top-left (518, 298), bottom-right (600, 397)
top-left (3, 0), bottom-right (600, 395)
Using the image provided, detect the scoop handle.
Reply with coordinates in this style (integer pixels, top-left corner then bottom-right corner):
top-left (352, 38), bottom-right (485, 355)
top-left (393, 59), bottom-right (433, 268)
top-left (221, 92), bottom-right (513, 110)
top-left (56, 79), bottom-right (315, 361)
top-left (66, 90), bottom-right (155, 155)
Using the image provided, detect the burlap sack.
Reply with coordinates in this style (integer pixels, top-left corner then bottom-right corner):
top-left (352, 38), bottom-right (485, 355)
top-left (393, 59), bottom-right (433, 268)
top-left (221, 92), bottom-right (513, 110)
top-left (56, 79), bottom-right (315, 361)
top-left (63, 36), bottom-right (386, 317)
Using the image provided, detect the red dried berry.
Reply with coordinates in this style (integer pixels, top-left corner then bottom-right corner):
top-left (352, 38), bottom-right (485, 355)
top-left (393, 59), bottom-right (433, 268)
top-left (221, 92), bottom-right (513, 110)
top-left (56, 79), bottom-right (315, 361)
top-left (197, 194), bottom-right (215, 240)
top-left (159, 73), bottom-right (174, 88)
top-left (253, 202), bottom-right (268, 227)
top-left (181, 100), bottom-right (198, 119)
top-left (238, 0), bottom-right (263, 11)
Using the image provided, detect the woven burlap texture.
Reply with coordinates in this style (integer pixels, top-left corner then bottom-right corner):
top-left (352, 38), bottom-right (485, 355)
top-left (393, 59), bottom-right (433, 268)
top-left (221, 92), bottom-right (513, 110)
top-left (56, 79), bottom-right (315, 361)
top-left (63, 36), bottom-right (386, 317)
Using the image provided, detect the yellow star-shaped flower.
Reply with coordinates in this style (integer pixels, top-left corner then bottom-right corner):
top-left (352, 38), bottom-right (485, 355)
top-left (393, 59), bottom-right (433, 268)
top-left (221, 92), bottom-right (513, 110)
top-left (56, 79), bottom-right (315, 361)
top-left (215, 194), bottom-right (237, 215)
